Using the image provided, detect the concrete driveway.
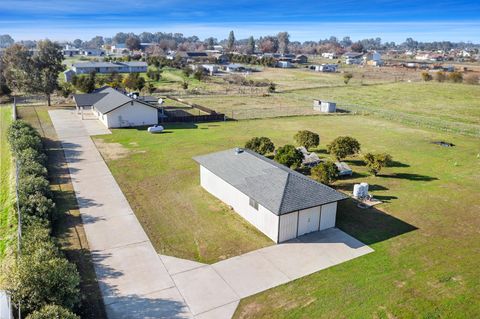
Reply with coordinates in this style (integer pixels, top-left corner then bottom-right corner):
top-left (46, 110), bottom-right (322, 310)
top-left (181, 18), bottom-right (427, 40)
top-left (50, 109), bottom-right (373, 319)
top-left (163, 228), bottom-right (373, 318)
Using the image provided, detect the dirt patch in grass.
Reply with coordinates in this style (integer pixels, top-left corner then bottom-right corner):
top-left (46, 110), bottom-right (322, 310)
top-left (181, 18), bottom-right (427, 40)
top-left (94, 139), bottom-right (145, 161)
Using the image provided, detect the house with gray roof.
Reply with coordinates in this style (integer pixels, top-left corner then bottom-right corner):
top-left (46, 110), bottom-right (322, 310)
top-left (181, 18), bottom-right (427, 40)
top-left (70, 61), bottom-right (147, 76)
top-left (194, 148), bottom-right (347, 242)
top-left (73, 86), bottom-right (158, 128)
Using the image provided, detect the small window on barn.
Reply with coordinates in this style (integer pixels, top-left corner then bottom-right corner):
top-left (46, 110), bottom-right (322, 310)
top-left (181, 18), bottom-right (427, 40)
top-left (249, 198), bottom-right (258, 210)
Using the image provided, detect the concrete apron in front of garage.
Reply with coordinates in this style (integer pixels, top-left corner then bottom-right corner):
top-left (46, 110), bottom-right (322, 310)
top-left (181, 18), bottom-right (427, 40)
top-left (49, 109), bottom-right (373, 319)
top-left (161, 228), bottom-right (373, 318)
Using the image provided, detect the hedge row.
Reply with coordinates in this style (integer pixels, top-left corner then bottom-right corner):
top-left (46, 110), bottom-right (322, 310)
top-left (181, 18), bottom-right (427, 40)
top-left (4, 121), bottom-right (80, 318)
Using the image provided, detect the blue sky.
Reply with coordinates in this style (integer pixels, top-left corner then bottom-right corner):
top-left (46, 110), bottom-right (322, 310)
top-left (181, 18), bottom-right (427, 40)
top-left (1, 0), bottom-right (480, 43)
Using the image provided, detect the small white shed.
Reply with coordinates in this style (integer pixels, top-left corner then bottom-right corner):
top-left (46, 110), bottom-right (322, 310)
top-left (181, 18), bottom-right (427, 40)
top-left (194, 148), bottom-right (346, 243)
top-left (313, 100), bottom-right (336, 113)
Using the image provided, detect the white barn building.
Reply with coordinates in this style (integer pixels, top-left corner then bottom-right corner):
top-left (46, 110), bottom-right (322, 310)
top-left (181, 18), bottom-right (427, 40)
top-left (73, 87), bottom-right (158, 128)
top-left (194, 148), bottom-right (346, 243)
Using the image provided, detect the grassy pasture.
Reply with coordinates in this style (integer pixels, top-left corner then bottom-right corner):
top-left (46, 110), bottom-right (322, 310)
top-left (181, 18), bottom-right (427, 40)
top-left (93, 113), bottom-right (480, 318)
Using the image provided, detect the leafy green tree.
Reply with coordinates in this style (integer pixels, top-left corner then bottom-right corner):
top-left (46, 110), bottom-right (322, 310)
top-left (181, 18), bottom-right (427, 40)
top-left (311, 161), bottom-right (339, 185)
top-left (227, 31), bottom-right (236, 52)
top-left (1, 44), bottom-right (35, 94)
top-left (363, 152), bottom-right (392, 176)
top-left (244, 137), bottom-right (275, 155)
top-left (126, 36), bottom-right (141, 51)
top-left (26, 304), bottom-right (79, 319)
top-left (294, 130), bottom-right (320, 150)
top-left (343, 73), bottom-right (353, 84)
top-left (247, 36), bottom-right (255, 54)
top-left (274, 144), bottom-right (303, 168)
top-left (327, 136), bottom-right (361, 160)
top-left (32, 40), bottom-right (65, 105)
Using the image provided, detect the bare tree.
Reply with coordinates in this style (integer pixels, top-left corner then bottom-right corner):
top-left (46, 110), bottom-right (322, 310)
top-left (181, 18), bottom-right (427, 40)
top-left (277, 32), bottom-right (290, 54)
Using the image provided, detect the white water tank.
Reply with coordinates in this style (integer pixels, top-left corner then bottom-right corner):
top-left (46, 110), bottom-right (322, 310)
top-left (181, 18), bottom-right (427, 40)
top-left (360, 183), bottom-right (369, 196)
top-left (353, 184), bottom-right (362, 197)
top-left (353, 183), bottom-right (369, 198)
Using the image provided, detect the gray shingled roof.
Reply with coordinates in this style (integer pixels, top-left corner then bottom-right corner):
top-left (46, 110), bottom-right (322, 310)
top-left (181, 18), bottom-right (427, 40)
top-left (193, 149), bottom-right (347, 215)
top-left (73, 93), bottom-right (108, 107)
top-left (72, 62), bottom-right (121, 68)
top-left (91, 87), bottom-right (132, 114)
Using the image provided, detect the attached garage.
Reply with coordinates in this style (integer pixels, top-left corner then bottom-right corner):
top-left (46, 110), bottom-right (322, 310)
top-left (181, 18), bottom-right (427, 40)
top-left (194, 148), bottom-right (346, 243)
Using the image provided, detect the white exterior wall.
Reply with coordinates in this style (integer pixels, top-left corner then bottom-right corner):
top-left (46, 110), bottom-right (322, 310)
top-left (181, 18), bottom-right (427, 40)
top-left (200, 166), bottom-right (279, 242)
top-left (104, 101), bottom-right (158, 128)
top-left (298, 206), bottom-right (321, 236)
top-left (320, 202), bottom-right (337, 230)
top-left (278, 212), bottom-right (298, 242)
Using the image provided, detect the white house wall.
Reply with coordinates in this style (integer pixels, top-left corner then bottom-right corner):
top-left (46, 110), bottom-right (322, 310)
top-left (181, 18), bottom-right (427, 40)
top-left (105, 101), bottom-right (158, 128)
top-left (200, 166), bottom-right (279, 242)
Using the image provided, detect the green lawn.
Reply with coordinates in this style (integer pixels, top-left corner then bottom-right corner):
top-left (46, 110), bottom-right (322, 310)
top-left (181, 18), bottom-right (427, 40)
top-left (94, 113), bottom-right (480, 317)
top-left (0, 106), bottom-right (15, 259)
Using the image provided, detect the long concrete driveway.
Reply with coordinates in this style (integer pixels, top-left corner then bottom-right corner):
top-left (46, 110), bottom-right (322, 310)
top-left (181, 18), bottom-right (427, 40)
top-left (49, 110), bottom-right (194, 319)
top-left (49, 109), bottom-right (373, 319)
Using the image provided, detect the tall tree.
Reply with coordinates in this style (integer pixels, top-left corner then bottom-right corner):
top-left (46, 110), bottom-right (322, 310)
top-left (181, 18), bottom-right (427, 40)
top-left (32, 40), bottom-right (65, 106)
top-left (277, 32), bottom-right (290, 54)
top-left (227, 30), bottom-right (236, 52)
top-left (86, 36), bottom-right (104, 49)
top-left (0, 34), bottom-right (15, 48)
top-left (247, 36), bottom-right (255, 54)
top-left (126, 36), bottom-right (141, 50)
top-left (113, 32), bottom-right (129, 45)
top-left (1, 44), bottom-right (34, 93)
top-left (72, 39), bottom-right (82, 48)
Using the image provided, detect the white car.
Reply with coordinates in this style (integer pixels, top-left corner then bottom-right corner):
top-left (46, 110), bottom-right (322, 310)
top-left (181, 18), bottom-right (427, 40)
top-left (147, 125), bottom-right (164, 133)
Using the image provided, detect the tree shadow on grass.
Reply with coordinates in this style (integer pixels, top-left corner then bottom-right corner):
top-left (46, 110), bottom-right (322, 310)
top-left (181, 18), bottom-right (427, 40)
top-left (381, 173), bottom-right (438, 182)
top-left (337, 199), bottom-right (417, 246)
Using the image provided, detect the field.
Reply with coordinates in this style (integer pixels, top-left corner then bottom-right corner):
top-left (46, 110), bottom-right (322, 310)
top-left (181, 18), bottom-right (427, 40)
top-left (0, 106), bottom-right (15, 259)
top-left (94, 111), bottom-right (480, 317)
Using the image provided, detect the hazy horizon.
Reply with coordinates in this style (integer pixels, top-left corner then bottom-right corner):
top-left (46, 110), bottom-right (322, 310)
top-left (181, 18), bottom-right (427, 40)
top-left (1, 0), bottom-right (480, 43)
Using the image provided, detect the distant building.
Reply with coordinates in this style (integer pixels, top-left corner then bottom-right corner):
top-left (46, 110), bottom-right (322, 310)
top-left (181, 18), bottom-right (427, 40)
top-left (321, 52), bottom-right (338, 59)
top-left (81, 49), bottom-right (105, 56)
top-left (364, 51), bottom-right (383, 66)
top-left (225, 63), bottom-right (247, 72)
top-left (294, 55), bottom-right (308, 64)
top-left (71, 61), bottom-right (147, 75)
top-left (313, 100), bottom-right (336, 113)
top-left (63, 69), bottom-right (76, 82)
top-left (313, 64), bottom-right (338, 72)
top-left (277, 60), bottom-right (292, 68)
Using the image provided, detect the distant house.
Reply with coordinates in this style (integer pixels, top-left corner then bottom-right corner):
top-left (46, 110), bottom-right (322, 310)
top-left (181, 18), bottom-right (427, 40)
top-left (294, 55), bottom-right (308, 64)
top-left (70, 61), bottom-right (147, 75)
top-left (364, 51), bottom-right (383, 66)
top-left (194, 148), bottom-right (346, 242)
top-left (110, 43), bottom-right (129, 55)
top-left (321, 52), bottom-right (338, 59)
top-left (202, 64), bottom-right (219, 75)
top-left (73, 86), bottom-right (158, 128)
top-left (344, 52), bottom-right (363, 64)
top-left (180, 52), bottom-right (210, 63)
top-left (63, 48), bottom-right (80, 57)
top-left (81, 49), bottom-right (105, 56)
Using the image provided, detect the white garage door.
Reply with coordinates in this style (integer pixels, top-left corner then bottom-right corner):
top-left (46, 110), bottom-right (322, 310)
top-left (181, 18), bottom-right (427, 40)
top-left (297, 206), bottom-right (320, 236)
top-left (278, 211), bottom-right (298, 242)
top-left (320, 202), bottom-right (337, 230)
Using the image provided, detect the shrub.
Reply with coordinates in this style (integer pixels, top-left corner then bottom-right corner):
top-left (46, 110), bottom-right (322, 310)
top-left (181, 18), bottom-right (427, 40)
top-left (421, 71), bottom-right (432, 81)
top-left (244, 137), bottom-right (275, 155)
top-left (268, 82), bottom-right (276, 93)
top-left (193, 68), bottom-right (205, 81)
top-left (435, 71), bottom-right (446, 82)
top-left (464, 73), bottom-right (479, 85)
top-left (311, 161), bottom-right (339, 185)
top-left (343, 73), bottom-right (353, 84)
top-left (18, 148), bottom-right (47, 167)
top-left (26, 304), bottom-right (79, 319)
top-left (182, 81), bottom-right (189, 90)
top-left (363, 152), bottom-right (392, 176)
top-left (327, 136), bottom-right (361, 160)
top-left (448, 71), bottom-right (463, 83)
top-left (19, 160), bottom-right (48, 178)
top-left (6, 249), bottom-right (80, 315)
top-left (274, 145), bottom-right (303, 169)
top-left (21, 221), bottom-right (57, 257)
top-left (294, 130), bottom-right (320, 150)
